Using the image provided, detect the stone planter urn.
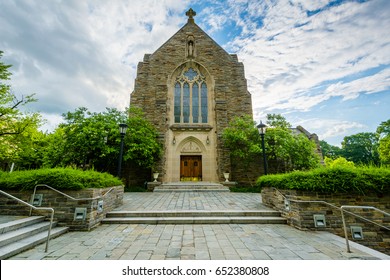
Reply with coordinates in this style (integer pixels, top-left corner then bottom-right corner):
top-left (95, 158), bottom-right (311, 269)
top-left (153, 172), bottom-right (159, 182)
top-left (223, 172), bottom-right (230, 182)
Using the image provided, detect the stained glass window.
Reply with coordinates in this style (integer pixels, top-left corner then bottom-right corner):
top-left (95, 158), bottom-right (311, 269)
top-left (183, 83), bottom-right (190, 123)
top-left (192, 83), bottom-right (199, 123)
top-left (201, 83), bottom-right (208, 123)
top-left (184, 68), bottom-right (197, 81)
top-left (174, 66), bottom-right (208, 124)
top-left (174, 83), bottom-right (181, 123)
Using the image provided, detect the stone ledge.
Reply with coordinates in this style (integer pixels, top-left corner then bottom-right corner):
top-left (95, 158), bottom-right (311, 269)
top-left (0, 186), bottom-right (124, 231)
top-left (170, 124), bottom-right (213, 131)
top-left (261, 187), bottom-right (390, 255)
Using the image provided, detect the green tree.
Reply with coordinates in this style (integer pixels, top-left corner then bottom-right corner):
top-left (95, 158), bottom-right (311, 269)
top-left (57, 107), bottom-right (124, 170)
top-left (324, 156), bottom-right (355, 168)
top-left (10, 123), bottom-right (47, 169)
top-left (0, 51), bottom-right (42, 169)
top-left (222, 115), bottom-right (261, 166)
top-left (265, 121), bottom-right (320, 172)
top-left (266, 113), bottom-right (291, 129)
top-left (341, 132), bottom-right (380, 165)
top-left (320, 140), bottom-right (342, 159)
top-left (377, 119), bottom-right (390, 164)
top-left (378, 136), bottom-right (390, 164)
top-left (0, 51), bottom-right (39, 138)
top-left (123, 107), bottom-right (162, 169)
top-left (43, 107), bottom-right (162, 174)
top-left (222, 114), bottom-right (321, 175)
top-left (376, 119), bottom-right (390, 137)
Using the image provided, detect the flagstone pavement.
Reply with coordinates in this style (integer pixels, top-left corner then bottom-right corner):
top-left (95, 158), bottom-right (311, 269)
top-left (7, 192), bottom-right (390, 260)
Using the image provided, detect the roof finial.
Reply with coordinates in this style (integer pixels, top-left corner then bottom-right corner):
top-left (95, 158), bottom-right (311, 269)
top-left (186, 8), bottom-right (196, 23)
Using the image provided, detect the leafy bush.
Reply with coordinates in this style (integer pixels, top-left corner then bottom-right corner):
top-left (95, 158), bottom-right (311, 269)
top-left (257, 166), bottom-right (390, 195)
top-left (0, 168), bottom-right (123, 191)
top-left (324, 156), bottom-right (355, 168)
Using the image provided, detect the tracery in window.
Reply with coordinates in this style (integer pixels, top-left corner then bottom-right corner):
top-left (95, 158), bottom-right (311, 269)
top-left (174, 67), bottom-right (208, 124)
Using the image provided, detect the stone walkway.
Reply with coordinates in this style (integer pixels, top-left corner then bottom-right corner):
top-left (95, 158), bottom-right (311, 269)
top-left (8, 192), bottom-right (389, 260)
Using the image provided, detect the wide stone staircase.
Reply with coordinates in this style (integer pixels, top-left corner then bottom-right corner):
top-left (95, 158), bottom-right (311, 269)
top-left (102, 209), bottom-right (286, 225)
top-left (153, 182), bottom-right (230, 192)
top-left (0, 216), bottom-right (68, 259)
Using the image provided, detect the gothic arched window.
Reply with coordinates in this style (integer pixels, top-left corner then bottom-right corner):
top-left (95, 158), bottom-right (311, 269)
top-left (174, 67), bottom-right (208, 124)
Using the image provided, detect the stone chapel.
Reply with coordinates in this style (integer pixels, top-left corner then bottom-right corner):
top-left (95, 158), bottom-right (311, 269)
top-left (130, 8), bottom-right (254, 184)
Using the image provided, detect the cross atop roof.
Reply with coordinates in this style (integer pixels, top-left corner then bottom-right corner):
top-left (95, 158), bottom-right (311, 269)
top-left (186, 8), bottom-right (196, 23)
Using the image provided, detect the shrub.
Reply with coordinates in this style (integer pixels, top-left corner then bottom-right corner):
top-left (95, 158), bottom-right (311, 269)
top-left (256, 166), bottom-right (390, 195)
top-left (324, 156), bottom-right (355, 168)
top-left (0, 168), bottom-right (123, 191)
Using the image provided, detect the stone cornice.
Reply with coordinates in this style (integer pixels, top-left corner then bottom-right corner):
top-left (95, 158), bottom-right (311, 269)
top-left (169, 124), bottom-right (213, 131)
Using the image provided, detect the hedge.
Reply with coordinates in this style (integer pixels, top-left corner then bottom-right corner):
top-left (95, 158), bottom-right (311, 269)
top-left (256, 166), bottom-right (390, 195)
top-left (0, 168), bottom-right (123, 191)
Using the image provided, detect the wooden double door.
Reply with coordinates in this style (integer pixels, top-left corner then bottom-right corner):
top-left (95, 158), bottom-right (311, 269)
top-left (180, 155), bottom-right (202, 181)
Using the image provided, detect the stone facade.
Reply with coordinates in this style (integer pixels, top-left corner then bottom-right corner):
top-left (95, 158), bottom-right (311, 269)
top-left (261, 187), bottom-right (390, 255)
top-left (130, 9), bottom-right (252, 184)
top-left (0, 186), bottom-right (124, 231)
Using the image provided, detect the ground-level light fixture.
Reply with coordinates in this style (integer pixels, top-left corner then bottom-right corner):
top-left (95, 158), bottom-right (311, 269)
top-left (313, 214), bottom-right (326, 227)
top-left (350, 226), bottom-right (364, 240)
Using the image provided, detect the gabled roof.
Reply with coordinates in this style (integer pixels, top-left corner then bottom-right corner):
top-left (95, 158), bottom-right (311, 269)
top-left (149, 8), bottom-right (232, 60)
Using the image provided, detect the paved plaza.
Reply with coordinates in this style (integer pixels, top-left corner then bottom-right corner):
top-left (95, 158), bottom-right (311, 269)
top-left (7, 192), bottom-right (390, 260)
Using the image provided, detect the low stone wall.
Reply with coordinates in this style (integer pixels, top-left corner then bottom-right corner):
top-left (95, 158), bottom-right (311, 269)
top-left (261, 187), bottom-right (390, 255)
top-left (0, 186), bottom-right (124, 231)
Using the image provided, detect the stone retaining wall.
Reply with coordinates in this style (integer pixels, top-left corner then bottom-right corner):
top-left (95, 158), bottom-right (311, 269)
top-left (0, 186), bottom-right (124, 231)
top-left (261, 187), bottom-right (390, 255)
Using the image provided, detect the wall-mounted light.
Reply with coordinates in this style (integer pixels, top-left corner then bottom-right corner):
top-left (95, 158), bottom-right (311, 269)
top-left (97, 200), bottom-right (104, 213)
top-left (74, 208), bottom-right (87, 221)
top-left (173, 136), bottom-right (176, 145)
top-left (350, 226), bottom-right (363, 240)
top-left (284, 198), bottom-right (290, 211)
top-left (31, 194), bottom-right (43, 206)
top-left (313, 214), bottom-right (326, 227)
top-left (206, 136), bottom-right (210, 145)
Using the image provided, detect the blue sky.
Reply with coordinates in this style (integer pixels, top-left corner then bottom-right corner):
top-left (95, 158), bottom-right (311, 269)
top-left (0, 0), bottom-right (389, 146)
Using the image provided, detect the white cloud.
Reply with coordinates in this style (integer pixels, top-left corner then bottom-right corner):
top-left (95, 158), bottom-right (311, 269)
top-left (231, 0), bottom-right (390, 113)
top-left (298, 118), bottom-right (366, 143)
top-left (0, 0), bottom-right (389, 143)
top-left (325, 68), bottom-right (390, 101)
top-left (0, 0), bottom-right (188, 124)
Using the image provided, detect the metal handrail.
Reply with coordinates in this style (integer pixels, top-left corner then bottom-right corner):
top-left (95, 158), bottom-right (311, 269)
top-left (0, 190), bottom-right (54, 253)
top-left (340, 205), bottom-right (390, 253)
top-left (29, 184), bottom-right (115, 216)
top-left (272, 188), bottom-right (390, 252)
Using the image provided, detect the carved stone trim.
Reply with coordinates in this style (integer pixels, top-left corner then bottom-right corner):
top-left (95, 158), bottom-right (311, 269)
top-left (181, 141), bottom-right (202, 153)
top-left (170, 124), bottom-right (213, 131)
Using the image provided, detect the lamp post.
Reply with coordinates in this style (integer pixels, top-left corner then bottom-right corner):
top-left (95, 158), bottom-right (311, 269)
top-left (117, 123), bottom-right (128, 178)
top-left (257, 121), bottom-right (268, 175)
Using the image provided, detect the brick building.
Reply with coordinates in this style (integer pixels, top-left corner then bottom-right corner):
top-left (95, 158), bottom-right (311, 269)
top-left (130, 8), bottom-right (254, 184)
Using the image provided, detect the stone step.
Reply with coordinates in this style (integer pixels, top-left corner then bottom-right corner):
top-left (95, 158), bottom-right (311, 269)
top-left (0, 226), bottom-right (69, 259)
top-left (102, 210), bottom-right (286, 225)
top-left (0, 216), bottom-right (69, 260)
top-left (106, 210), bottom-right (282, 218)
top-left (102, 216), bottom-right (287, 224)
top-left (154, 188), bottom-right (230, 192)
top-left (0, 216), bottom-right (46, 234)
top-left (0, 221), bottom-right (58, 247)
top-left (154, 182), bottom-right (230, 192)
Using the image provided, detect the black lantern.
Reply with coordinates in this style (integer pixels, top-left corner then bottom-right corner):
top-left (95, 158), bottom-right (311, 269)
top-left (257, 121), bottom-right (268, 175)
top-left (117, 123), bottom-right (128, 178)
